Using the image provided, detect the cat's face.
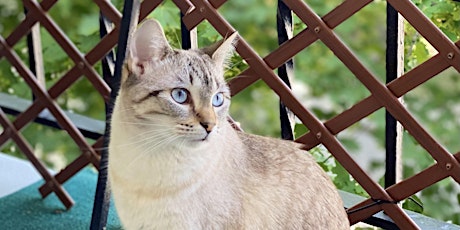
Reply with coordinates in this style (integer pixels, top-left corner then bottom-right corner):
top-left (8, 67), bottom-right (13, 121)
top-left (117, 19), bottom-right (237, 148)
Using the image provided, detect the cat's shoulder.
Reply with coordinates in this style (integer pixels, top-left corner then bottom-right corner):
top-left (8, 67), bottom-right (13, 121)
top-left (235, 131), bottom-right (317, 166)
top-left (236, 131), bottom-right (303, 151)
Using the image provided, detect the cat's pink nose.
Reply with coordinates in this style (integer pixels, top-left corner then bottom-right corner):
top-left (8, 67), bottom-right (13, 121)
top-left (200, 121), bottom-right (215, 133)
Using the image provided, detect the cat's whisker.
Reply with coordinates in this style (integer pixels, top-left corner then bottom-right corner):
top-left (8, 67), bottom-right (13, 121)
top-left (146, 135), bottom-right (178, 153)
top-left (176, 135), bottom-right (190, 151)
top-left (122, 138), bottom-right (168, 166)
top-left (81, 130), bottom-right (174, 152)
top-left (129, 132), bottom-right (174, 147)
top-left (132, 127), bottom-right (176, 146)
top-left (135, 133), bottom-right (173, 151)
top-left (123, 134), bottom-right (180, 171)
top-left (128, 129), bottom-right (169, 140)
top-left (111, 129), bottom-right (173, 149)
top-left (117, 121), bottom-right (173, 127)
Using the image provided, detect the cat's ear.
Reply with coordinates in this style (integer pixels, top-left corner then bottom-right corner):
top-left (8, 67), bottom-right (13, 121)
top-left (127, 19), bottom-right (171, 75)
top-left (202, 32), bottom-right (239, 67)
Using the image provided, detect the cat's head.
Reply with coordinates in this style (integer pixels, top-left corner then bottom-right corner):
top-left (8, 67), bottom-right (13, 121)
top-left (118, 19), bottom-right (238, 148)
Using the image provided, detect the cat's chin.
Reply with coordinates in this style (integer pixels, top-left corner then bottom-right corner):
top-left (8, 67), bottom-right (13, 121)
top-left (181, 134), bottom-right (214, 149)
top-left (189, 137), bottom-right (211, 145)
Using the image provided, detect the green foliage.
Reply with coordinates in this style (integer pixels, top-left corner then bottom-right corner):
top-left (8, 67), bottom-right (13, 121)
top-left (400, 0), bottom-right (460, 223)
top-left (331, 161), bottom-right (368, 197)
top-left (412, 0), bottom-right (460, 41)
top-left (403, 195), bottom-right (424, 214)
top-left (1, 0), bottom-right (459, 225)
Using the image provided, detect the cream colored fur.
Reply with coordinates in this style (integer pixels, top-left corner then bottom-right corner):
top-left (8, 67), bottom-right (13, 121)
top-left (109, 19), bottom-right (349, 229)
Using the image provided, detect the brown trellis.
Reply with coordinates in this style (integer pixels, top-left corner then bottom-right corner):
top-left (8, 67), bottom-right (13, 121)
top-left (1, 0), bottom-right (459, 229)
top-left (178, 0), bottom-right (460, 227)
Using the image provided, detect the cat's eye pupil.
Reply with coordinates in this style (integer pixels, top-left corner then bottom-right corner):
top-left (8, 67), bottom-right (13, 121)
top-left (171, 88), bottom-right (189, 104)
top-left (212, 93), bottom-right (224, 107)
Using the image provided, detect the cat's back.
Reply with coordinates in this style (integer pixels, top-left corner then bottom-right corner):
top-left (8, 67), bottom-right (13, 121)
top-left (237, 131), bottom-right (331, 182)
top-left (235, 131), bottom-right (349, 229)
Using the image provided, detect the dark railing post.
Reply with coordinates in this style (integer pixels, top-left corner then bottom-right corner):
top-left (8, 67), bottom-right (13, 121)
top-left (89, 13), bottom-right (114, 230)
top-left (277, 0), bottom-right (295, 140)
top-left (90, 0), bottom-right (140, 229)
top-left (181, 12), bottom-right (197, 50)
top-left (100, 15), bottom-right (115, 90)
top-left (24, 6), bottom-right (45, 99)
top-left (385, 3), bottom-right (404, 188)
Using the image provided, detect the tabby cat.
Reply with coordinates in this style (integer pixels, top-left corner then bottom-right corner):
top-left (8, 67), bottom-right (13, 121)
top-left (108, 19), bottom-right (350, 229)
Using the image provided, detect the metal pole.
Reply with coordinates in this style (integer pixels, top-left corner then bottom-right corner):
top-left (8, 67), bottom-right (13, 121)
top-left (181, 12), bottom-right (197, 50)
top-left (24, 3), bottom-right (45, 99)
top-left (385, 3), bottom-right (404, 188)
top-left (90, 0), bottom-right (140, 229)
top-left (277, 0), bottom-right (295, 140)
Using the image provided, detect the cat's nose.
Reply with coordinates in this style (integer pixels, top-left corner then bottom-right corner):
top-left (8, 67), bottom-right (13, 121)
top-left (200, 121), bottom-right (215, 134)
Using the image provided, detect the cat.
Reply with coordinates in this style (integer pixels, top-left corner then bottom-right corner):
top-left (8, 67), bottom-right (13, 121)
top-left (108, 19), bottom-right (350, 229)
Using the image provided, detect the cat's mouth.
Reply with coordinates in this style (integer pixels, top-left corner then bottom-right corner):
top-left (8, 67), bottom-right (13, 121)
top-left (200, 134), bottom-right (209, 142)
top-left (188, 129), bottom-right (216, 143)
top-left (187, 137), bottom-right (209, 145)
top-left (195, 133), bottom-right (210, 142)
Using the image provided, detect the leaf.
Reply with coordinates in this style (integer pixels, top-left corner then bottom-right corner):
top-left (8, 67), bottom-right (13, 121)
top-left (413, 41), bottom-right (429, 65)
top-left (77, 14), bottom-right (99, 36)
top-left (76, 33), bottom-right (100, 54)
top-left (339, 137), bottom-right (359, 151)
top-left (331, 162), bottom-right (352, 187)
top-left (403, 195), bottom-right (424, 214)
top-left (41, 29), bottom-right (68, 63)
top-left (294, 123), bottom-right (308, 138)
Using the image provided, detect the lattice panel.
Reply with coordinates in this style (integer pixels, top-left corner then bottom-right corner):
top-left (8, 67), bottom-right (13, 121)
top-left (1, 0), bottom-right (115, 208)
top-left (175, 0), bottom-right (460, 228)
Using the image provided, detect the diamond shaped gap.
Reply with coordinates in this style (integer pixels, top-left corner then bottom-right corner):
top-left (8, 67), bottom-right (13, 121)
top-left (147, 2), bottom-right (182, 48)
top-left (56, 76), bottom-right (105, 121)
top-left (0, 35), bottom-right (34, 100)
top-left (331, 151), bottom-right (371, 199)
top-left (403, 67), bottom-right (460, 157)
top-left (404, 0), bottom-right (460, 43)
top-left (333, 1), bottom-right (387, 83)
top-left (219, 1), bottom-right (278, 57)
top-left (21, 122), bottom-right (84, 170)
top-left (293, 41), bottom-right (372, 122)
top-left (39, 28), bottom-right (74, 85)
top-left (303, 0), bottom-right (344, 18)
top-left (230, 80), bottom-right (282, 137)
top-left (336, 108), bottom-right (386, 183)
top-left (46, 0), bottom-right (101, 54)
top-left (415, 177), bottom-right (460, 222)
top-left (404, 22), bottom-right (439, 73)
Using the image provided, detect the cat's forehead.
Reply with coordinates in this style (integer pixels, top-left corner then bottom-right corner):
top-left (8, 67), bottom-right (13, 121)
top-left (128, 49), bottom-right (227, 93)
top-left (167, 50), bottom-right (225, 86)
top-left (171, 49), bottom-right (215, 71)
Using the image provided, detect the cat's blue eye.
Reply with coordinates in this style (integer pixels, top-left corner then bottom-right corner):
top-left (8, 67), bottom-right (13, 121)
top-left (212, 92), bottom-right (225, 107)
top-left (171, 88), bottom-right (189, 104)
